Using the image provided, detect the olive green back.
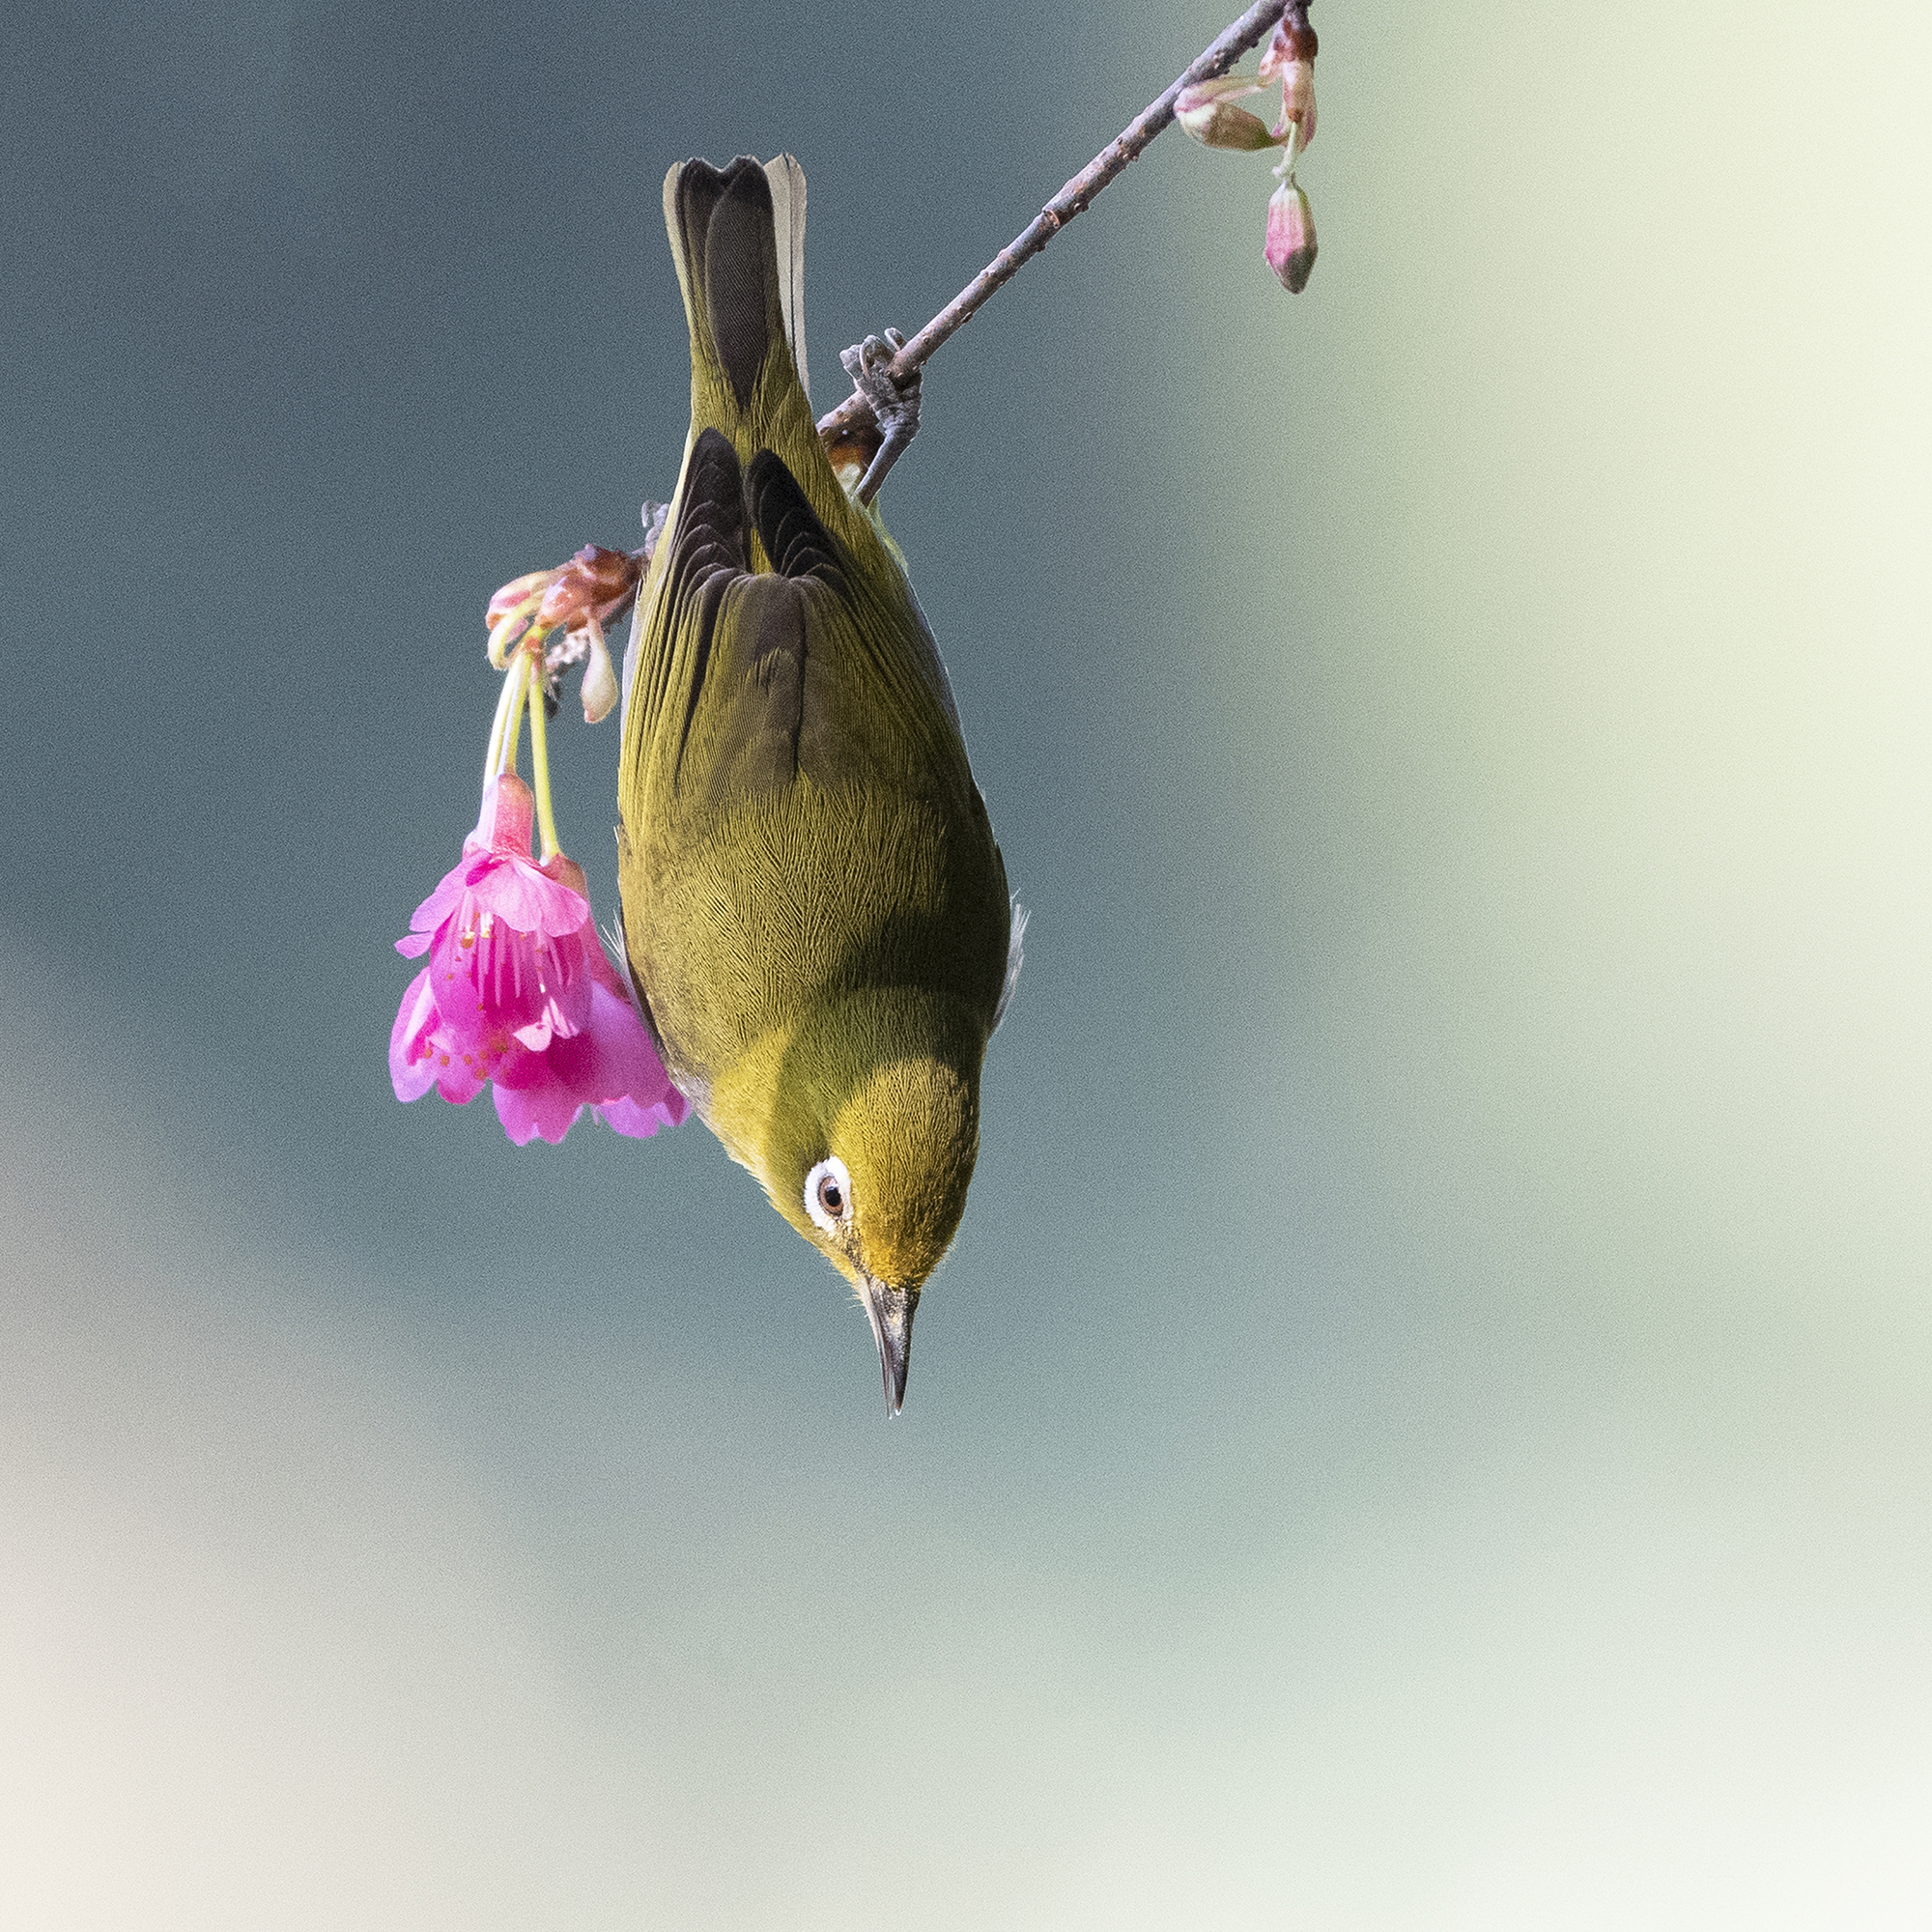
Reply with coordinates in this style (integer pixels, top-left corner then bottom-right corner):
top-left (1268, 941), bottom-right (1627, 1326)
top-left (616, 156), bottom-right (1010, 1113)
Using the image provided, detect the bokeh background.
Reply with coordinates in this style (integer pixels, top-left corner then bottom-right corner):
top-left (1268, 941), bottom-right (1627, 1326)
top-left (4, 0), bottom-right (1929, 1923)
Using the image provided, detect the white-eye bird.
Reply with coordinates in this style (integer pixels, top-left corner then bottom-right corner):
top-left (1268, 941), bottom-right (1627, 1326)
top-left (616, 156), bottom-right (1017, 1412)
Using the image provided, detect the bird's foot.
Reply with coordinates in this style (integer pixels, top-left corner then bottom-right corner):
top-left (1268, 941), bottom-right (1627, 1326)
top-left (832, 329), bottom-right (920, 507)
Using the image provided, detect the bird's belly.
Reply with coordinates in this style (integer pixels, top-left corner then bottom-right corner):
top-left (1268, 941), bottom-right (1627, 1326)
top-left (621, 777), bottom-right (1009, 1100)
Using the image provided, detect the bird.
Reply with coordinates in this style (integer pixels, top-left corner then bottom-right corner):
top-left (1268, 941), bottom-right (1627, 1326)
top-left (615, 155), bottom-right (1018, 1413)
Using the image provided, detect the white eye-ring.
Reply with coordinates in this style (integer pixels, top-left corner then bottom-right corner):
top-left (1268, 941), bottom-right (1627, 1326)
top-left (804, 1154), bottom-right (853, 1235)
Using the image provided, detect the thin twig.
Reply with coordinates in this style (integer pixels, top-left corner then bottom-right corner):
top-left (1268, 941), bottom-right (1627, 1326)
top-left (816, 0), bottom-right (1293, 440)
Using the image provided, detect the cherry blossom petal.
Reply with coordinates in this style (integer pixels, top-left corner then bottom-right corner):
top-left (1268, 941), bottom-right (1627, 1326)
top-left (388, 968), bottom-right (442, 1102)
top-left (473, 862), bottom-right (590, 939)
top-left (596, 1093), bottom-right (687, 1138)
top-left (578, 978), bottom-right (684, 1118)
top-left (490, 1061), bottom-right (586, 1146)
top-left (406, 866), bottom-right (471, 942)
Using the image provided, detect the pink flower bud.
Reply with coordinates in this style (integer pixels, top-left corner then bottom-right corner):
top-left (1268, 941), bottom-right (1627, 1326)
top-left (485, 568), bottom-right (561, 668)
top-left (1258, 12), bottom-right (1318, 78)
top-left (1264, 179), bottom-right (1317, 293)
top-left (576, 620), bottom-right (618, 724)
top-left (486, 571), bottom-right (558, 624)
top-left (1271, 61), bottom-right (1316, 150)
top-left (486, 546), bottom-right (640, 690)
top-left (1176, 77), bottom-right (1283, 154)
top-left (537, 544), bottom-right (640, 631)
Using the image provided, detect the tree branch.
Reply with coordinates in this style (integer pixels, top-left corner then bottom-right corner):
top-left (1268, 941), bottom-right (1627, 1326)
top-left (816, 0), bottom-right (1293, 442)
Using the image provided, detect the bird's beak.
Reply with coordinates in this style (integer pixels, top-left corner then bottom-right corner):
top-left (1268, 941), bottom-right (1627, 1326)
top-left (860, 1278), bottom-right (918, 1416)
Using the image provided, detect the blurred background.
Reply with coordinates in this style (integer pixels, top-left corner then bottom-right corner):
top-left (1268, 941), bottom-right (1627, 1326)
top-left (4, 0), bottom-right (1929, 1923)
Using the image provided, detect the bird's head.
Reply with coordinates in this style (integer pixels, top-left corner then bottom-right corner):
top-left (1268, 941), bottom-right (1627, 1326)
top-left (708, 987), bottom-right (985, 1413)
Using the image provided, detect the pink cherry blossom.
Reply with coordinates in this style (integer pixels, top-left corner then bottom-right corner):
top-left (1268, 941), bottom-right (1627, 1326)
top-left (389, 773), bottom-right (687, 1146)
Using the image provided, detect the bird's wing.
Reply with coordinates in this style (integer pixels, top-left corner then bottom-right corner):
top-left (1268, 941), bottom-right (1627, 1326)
top-left (629, 426), bottom-right (975, 820)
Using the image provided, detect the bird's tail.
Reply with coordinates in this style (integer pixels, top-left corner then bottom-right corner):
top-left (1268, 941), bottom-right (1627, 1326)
top-left (663, 156), bottom-right (812, 446)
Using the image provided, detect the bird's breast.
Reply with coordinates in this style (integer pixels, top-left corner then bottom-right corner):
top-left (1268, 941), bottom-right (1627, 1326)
top-left (620, 777), bottom-right (1009, 1102)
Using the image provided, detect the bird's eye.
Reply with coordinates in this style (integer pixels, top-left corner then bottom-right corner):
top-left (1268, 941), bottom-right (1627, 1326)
top-left (804, 1154), bottom-right (852, 1235)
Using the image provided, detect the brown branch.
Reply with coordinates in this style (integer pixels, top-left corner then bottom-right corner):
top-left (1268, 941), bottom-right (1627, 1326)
top-left (816, 0), bottom-right (1293, 442)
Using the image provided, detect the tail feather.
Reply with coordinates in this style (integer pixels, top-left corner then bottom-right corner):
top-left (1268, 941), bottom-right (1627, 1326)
top-left (663, 156), bottom-right (810, 421)
top-left (629, 152), bottom-right (921, 764)
top-left (763, 155), bottom-right (809, 403)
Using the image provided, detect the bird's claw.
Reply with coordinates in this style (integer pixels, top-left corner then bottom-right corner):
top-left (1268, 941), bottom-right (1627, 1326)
top-left (837, 329), bottom-right (921, 506)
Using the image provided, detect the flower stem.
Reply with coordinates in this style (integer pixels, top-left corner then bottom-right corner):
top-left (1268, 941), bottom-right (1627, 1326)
top-left (483, 651), bottom-right (526, 785)
top-left (1275, 119), bottom-right (1301, 180)
top-left (499, 649), bottom-right (531, 781)
top-left (526, 649), bottom-right (561, 863)
top-left (815, 0), bottom-right (1292, 441)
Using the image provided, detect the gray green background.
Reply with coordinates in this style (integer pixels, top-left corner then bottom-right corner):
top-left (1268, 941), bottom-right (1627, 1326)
top-left (5, 0), bottom-right (1930, 1923)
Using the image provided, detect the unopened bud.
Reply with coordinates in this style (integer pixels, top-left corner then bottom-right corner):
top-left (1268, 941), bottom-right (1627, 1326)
top-left (823, 426), bottom-right (880, 503)
top-left (538, 544), bottom-right (639, 631)
top-left (1258, 11), bottom-right (1318, 78)
top-left (1264, 179), bottom-right (1317, 293)
top-left (576, 619), bottom-right (618, 724)
top-left (484, 568), bottom-right (561, 668)
top-left (486, 613), bottom-right (522, 670)
top-left (1270, 61), bottom-right (1316, 150)
top-left (486, 570), bottom-right (558, 625)
top-left (1176, 77), bottom-right (1283, 154)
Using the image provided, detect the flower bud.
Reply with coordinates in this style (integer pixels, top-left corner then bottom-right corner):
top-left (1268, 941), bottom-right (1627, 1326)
top-left (1258, 12), bottom-right (1318, 78)
top-left (486, 571), bottom-right (557, 624)
top-left (1176, 77), bottom-right (1283, 154)
top-left (538, 544), bottom-right (639, 630)
top-left (576, 619), bottom-right (618, 724)
top-left (1270, 61), bottom-right (1316, 150)
top-left (823, 426), bottom-right (876, 502)
top-left (487, 545), bottom-right (640, 688)
top-left (485, 569), bottom-right (560, 668)
top-left (1264, 179), bottom-right (1317, 293)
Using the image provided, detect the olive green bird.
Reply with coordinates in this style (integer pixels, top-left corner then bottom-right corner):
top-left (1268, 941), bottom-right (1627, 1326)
top-left (615, 155), bottom-right (1018, 1412)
